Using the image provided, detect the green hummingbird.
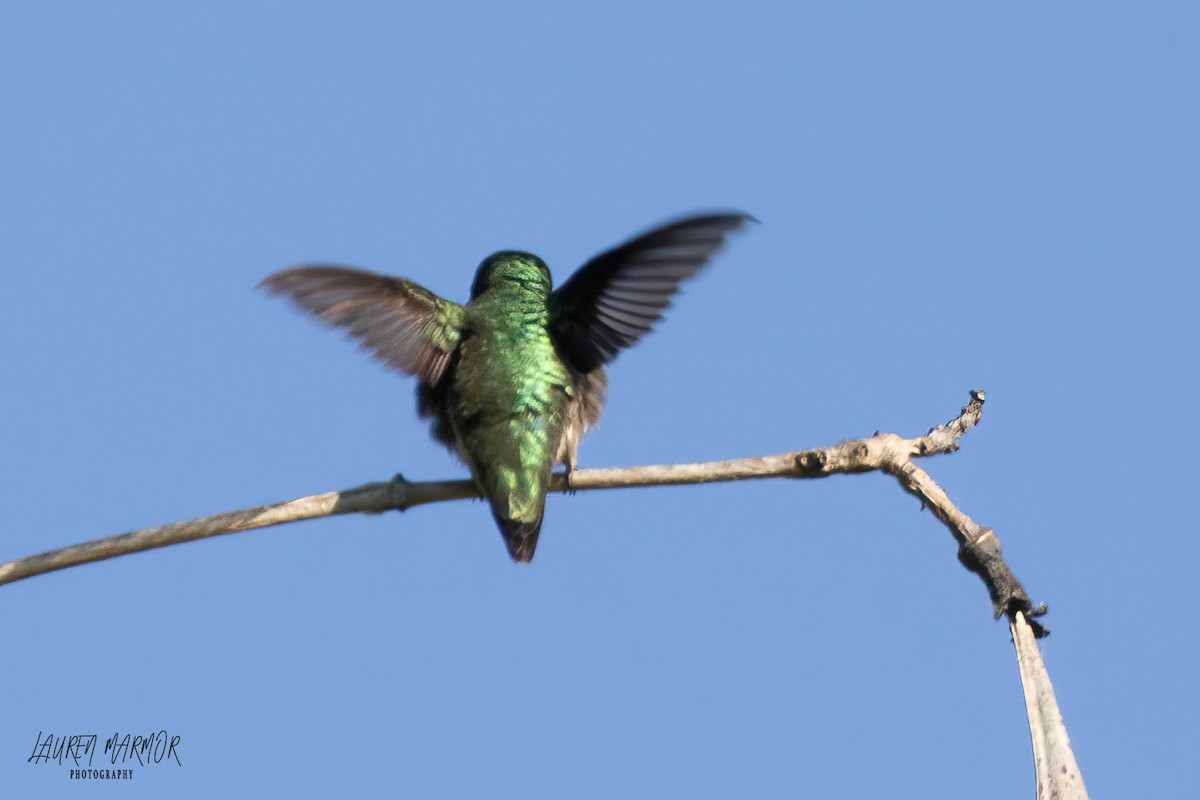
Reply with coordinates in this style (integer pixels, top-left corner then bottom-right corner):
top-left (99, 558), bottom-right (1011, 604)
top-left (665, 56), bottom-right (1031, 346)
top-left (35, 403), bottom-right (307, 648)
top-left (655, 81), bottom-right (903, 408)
top-left (260, 212), bottom-right (752, 562)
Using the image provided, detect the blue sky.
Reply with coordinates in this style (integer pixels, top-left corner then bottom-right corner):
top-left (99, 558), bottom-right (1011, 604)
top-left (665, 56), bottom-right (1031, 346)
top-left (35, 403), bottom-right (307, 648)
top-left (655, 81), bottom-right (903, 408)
top-left (2, 3), bottom-right (1197, 797)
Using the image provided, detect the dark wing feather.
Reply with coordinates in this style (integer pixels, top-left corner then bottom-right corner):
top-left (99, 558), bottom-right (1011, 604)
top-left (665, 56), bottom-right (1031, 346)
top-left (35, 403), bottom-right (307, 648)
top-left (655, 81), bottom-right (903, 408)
top-left (259, 266), bottom-right (464, 385)
top-left (549, 213), bottom-right (754, 373)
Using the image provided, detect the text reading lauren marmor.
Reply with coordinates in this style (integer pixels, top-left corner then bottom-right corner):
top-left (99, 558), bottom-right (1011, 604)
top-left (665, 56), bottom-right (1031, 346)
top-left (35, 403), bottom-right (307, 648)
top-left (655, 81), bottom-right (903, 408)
top-left (27, 730), bottom-right (182, 780)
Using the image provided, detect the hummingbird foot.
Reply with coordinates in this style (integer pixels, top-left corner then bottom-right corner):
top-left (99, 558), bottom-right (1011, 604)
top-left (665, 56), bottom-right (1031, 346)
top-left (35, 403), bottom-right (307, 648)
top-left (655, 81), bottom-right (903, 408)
top-left (562, 464), bottom-right (578, 496)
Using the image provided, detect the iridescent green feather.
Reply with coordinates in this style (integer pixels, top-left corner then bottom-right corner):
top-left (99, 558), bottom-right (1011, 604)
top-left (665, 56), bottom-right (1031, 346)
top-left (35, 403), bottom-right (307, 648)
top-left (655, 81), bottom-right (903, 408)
top-left (448, 254), bottom-right (572, 558)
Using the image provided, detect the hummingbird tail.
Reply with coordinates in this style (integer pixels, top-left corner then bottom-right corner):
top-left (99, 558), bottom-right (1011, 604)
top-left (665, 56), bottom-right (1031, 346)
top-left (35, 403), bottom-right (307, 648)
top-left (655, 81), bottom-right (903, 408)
top-left (492, 509), bottom-right (544, 563)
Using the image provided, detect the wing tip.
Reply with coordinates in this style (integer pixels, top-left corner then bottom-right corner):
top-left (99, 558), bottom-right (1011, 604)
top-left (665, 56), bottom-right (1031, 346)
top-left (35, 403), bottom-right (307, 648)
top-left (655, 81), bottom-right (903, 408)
top-left (672, 209), bottom-right (759, 230)
top-left (255, 269), bottom-right (290, 293)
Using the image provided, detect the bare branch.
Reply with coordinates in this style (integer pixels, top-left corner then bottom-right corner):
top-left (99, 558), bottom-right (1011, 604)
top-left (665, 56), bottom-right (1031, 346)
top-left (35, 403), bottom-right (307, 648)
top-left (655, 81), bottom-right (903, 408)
top-left (1, 389), bottom-right (1080, 793)
top-left (0, 390), bottom-right (1040, 632)
top-left (1012, 611), bottom-right (1090, 799)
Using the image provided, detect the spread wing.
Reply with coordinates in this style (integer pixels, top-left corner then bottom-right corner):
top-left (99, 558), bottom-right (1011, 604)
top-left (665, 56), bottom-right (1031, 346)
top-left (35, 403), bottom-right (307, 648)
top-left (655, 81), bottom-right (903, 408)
top-left (549, 212), bottom-right (754, 373)
top-left (259, 265), bottom-right (464, 385)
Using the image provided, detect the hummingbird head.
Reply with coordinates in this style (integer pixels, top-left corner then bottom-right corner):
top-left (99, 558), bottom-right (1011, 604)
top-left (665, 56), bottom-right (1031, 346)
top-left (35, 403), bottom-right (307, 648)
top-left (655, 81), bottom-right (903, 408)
top-left (470, 251), bottom-right (552, 300)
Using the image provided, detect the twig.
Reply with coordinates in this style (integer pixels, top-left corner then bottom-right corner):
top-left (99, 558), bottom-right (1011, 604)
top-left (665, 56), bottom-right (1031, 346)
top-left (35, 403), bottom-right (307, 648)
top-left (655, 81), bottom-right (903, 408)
top-left (0, 390), bottom-right (1042, 633)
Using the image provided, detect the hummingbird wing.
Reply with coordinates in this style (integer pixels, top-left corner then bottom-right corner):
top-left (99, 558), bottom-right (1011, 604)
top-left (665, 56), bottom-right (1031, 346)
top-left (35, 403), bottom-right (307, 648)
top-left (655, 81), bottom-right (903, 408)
top-left (259, 266), bottom-right (464, 385)
top-left (548, 212), bottom-right (753, 373)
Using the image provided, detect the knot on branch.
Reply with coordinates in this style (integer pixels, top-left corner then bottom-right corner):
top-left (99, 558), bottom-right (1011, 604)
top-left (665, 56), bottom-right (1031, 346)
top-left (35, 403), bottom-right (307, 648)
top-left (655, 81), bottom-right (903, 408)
top-left (389, 473), bottom-right (412, 511)
top-left (794, 450), bottom-right (828, 476)
top-left (957, 529), bottom-right (1049, 638)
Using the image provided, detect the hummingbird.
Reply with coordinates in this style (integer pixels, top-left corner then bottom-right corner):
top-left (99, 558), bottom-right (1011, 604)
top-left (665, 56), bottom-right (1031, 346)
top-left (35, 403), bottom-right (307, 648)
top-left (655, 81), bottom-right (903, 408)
top-left (260, 212), bottom-right (752, 562)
